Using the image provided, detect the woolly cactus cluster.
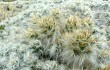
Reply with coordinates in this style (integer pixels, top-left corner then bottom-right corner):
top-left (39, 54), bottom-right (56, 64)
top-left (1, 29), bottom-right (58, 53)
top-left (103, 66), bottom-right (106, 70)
top-left (25, 9), bottom-right (102, 69)
top-left (0, 3), bottom-right (20, 22)
top-left (0, 0), bottom-right (110, 70)
top-left (62, 15), bottom-right (95, 55)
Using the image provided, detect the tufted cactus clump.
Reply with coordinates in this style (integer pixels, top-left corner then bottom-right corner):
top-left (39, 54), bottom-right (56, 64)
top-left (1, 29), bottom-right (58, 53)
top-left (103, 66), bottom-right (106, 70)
top-left (0, 0), bottom-right (110, 70)
top-left (25, 9), bottom-right (102, 70)
top-left (0, 3), bottom-right (21, 22)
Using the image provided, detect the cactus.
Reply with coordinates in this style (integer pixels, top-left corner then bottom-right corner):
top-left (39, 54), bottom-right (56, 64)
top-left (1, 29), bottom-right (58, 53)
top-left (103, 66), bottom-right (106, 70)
top-left (0, 25), bottom-right (5, 31)
top-left (28, 9), bottom-right (103, 70)
top-left (0, 3), bottom-right (20, 22)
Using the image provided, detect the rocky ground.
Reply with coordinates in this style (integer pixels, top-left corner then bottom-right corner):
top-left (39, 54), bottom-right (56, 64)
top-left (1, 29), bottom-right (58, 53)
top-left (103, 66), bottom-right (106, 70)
top-left (0, 0), bottom-right (110, 70)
